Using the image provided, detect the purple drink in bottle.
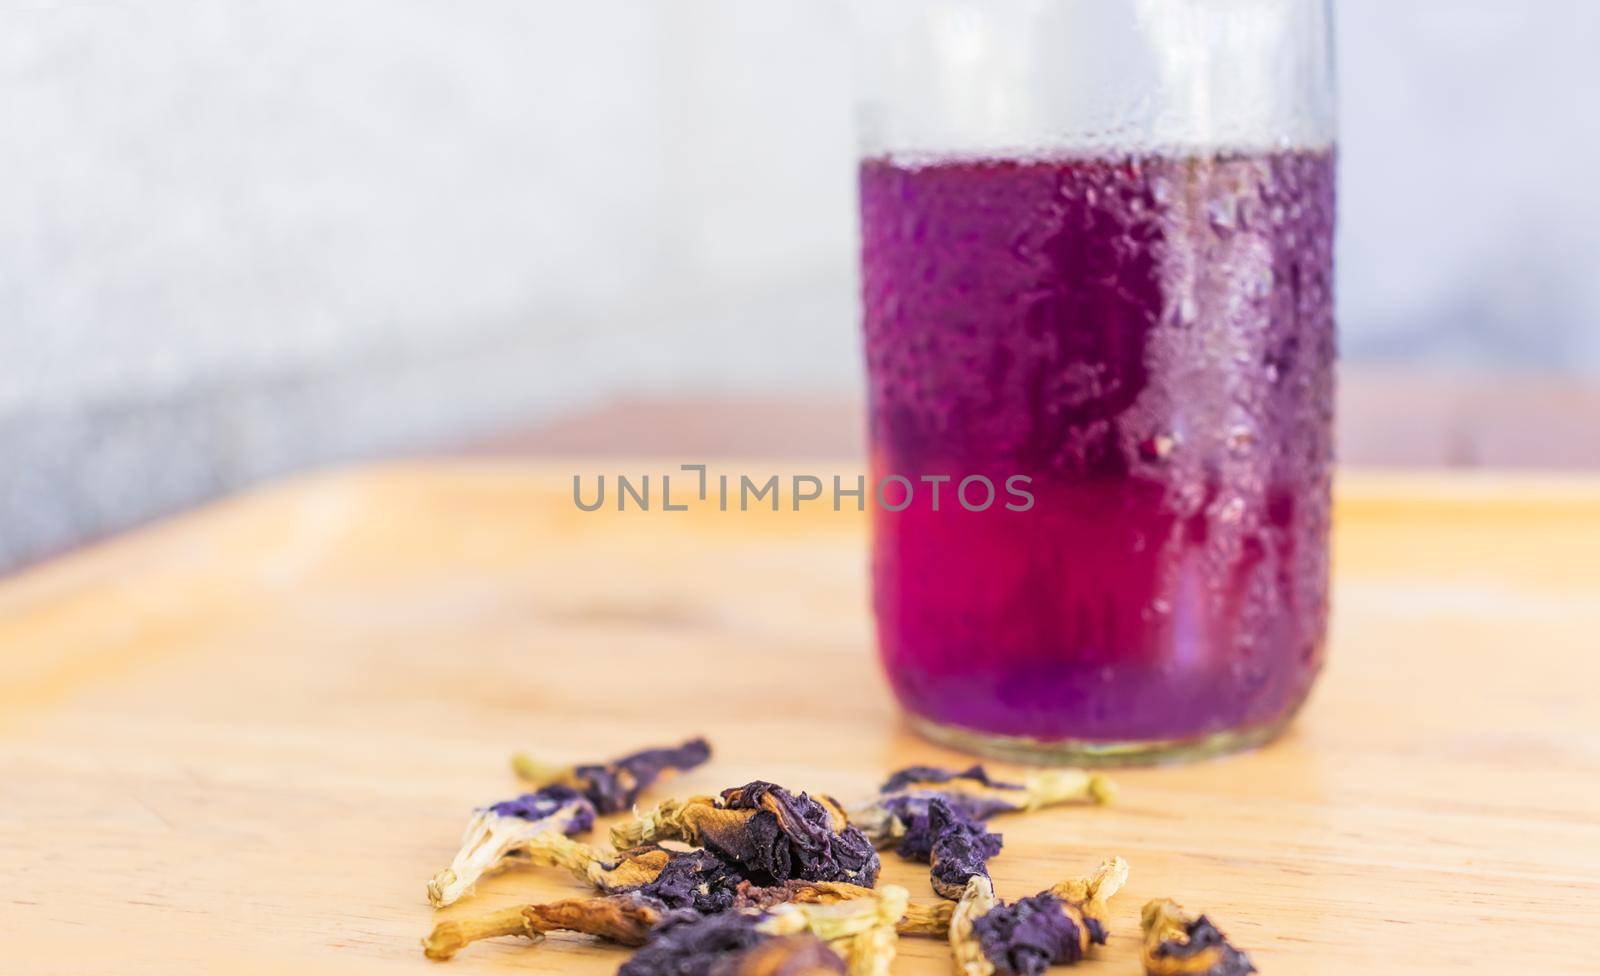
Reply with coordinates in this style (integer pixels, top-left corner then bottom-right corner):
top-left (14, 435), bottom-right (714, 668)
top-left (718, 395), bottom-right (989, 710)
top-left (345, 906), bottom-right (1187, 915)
top-left (861, 151), bottom-right (1334, 753)
top-left (853, 2), bottom-right (1336, 761)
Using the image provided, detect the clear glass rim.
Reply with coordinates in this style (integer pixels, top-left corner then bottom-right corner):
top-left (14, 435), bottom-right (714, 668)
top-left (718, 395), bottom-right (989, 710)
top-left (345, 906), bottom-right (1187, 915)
top-left (853, 0), bottom-right (1336, 158)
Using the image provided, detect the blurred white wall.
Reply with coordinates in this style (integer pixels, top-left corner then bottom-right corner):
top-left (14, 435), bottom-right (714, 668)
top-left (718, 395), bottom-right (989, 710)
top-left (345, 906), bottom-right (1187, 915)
top-left (2, 0), bottom-right (1599, 566)
top-left (1338, 0), bottom-right (1600, 367)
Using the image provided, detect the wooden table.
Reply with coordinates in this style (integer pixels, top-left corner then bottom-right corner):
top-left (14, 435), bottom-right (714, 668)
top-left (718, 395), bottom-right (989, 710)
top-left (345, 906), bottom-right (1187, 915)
top-left (3, 462), bottom-right (1597, 975)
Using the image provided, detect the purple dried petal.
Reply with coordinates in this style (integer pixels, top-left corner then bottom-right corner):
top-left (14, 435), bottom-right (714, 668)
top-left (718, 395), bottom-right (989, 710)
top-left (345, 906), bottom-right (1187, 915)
top-left (486, 784), bottom-right (597, 834)
top-left (627, 848), bottom-right (746, 915)
top-left (973, 892), bottom-right (1088, 975)
top-left (714, 781), bottom-right (881, 886)
top-left (875, 765), bottom-right (1024, 824)
top-left (574, 737), bottom-right (712, 814)
top-left (1150, 916), bottom-right (1256, 976)
top-left (922, 798), bottom-right (1004, 900)
top-left (705, 934), bottom-right (846, 976)
top-left (880, 764), bottom-right (1018, 794)
top-left (619, 912), bottom-right (844, 976)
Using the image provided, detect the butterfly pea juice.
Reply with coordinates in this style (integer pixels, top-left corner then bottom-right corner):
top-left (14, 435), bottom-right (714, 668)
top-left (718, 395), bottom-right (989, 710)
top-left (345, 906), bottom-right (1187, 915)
top-left (859, 149), bottom-right (1335, 758)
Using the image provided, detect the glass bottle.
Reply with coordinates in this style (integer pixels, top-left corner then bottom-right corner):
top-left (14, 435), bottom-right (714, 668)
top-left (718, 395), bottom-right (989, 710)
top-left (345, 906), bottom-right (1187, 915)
top-left (855, 0), bottom-right (1336, 763)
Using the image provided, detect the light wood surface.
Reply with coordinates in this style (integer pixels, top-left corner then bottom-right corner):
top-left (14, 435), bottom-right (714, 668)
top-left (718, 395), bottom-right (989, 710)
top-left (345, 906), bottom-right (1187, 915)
top-left (2, 461), bottom-right (1598, 975)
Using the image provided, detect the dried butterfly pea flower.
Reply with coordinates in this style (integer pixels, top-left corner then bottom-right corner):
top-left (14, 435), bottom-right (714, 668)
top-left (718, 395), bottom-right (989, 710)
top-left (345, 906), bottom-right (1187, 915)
top-left (515, 831), bottom-right (664, 887)
top-left (1140, 900), bottom-right (1256, 976)
top-left (792, 885), bottom-right (909, 976)
top-left (635, 849), bottom-right (745, 913)
top-left (613, 781), bottom-right (882, 887)
top-left (949, 856), bottom-right (1129, 975)
top-left (426, 903), bottom-right (842, 971)
top-left (421, 845), bottom-right (800, 960)
top-left (923, 798), bottom-right (1004, 900)
top-left (619, 886), bottom-right (910, 976)
top-left (609, 795), bottom-right (700, 849)
top-left (620, 913), bottom-right (845, 976)
top-left (426, 785), bottom-right (597, 908)
top-left (421, 892), bottom-right (699, 960)
top-left (511, 737), bottom-right (712, 814)
top-left (850, 765), bottom-right (1113, 850)
top-left (971, 892), bottom-right (1094, 974)
top-left (719, 782), bottom-right (882, 887)
top-left (510, 830), bottom-right (618, 882)
top-left (717, 933), bottom-right (850, 976)
top-left (950, 875), bottom-right (1004, 976)
top-left (516, 832), bottom-right (745, 913)
top-left (419, 862), bottom-right (919, 962)
top-left (733, 880), bottom-right (955, 937)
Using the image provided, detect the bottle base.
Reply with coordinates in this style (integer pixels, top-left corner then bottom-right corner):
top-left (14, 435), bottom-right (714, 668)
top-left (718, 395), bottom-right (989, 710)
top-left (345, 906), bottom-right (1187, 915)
top-left (905, 712), bottom-right (1296, 767)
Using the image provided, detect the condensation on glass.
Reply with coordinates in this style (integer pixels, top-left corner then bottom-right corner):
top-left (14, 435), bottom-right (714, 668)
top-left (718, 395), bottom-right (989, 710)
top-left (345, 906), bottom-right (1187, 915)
top-left (855, 0), bottom-right (1337, 763)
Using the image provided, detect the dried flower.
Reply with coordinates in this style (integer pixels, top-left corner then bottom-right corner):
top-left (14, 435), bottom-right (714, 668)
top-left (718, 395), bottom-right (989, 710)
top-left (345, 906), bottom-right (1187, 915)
top-left (733, 880), bottom-right (955, 937)
top-left (508, 830), bottom-right (615, 882)
top-left (421, 838), bottom-right (746, 960)
top-left (923, 798), bottom-right (1004, 900)
top-left (803, 886), bottom-right (909, 976)
top-left (422, 893), bottom-right (697, 960)
top-left (950, 875), bottom-right (1002, 975)
top-left (613, 781), bottom-right (881, 887)
top-left (619, 914), bottom-right (845, 976)
top-left (511, 737), bottom-right (712, 814)
top-left (1140, 900), bottom-right (1256, 976)
top-left (618, 886), bottom-right (910, 976)
top-left (792, 885), bottom-right (908, 976)
top-left (949, 856), bottom-right (1129, 975)
top-left (515, 833), bottom-right (744, 913)
top-left (426, 785), bottom-right (597, 908)
top-left (849, 765), bottom-right (1113, 850)
top-left (422, 843), bottom-right (750, 960)
top-left (419, 862), bottom-right (928, 963)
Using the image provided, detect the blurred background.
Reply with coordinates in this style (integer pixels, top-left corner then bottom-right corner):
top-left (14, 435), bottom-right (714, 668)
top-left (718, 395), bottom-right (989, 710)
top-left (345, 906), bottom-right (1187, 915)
top-left (4, 0), bottom-right (1600, 571)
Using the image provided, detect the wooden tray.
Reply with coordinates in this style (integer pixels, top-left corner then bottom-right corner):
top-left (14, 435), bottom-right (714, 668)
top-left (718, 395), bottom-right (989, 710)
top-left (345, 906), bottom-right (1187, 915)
top-left (3, 462), bottom-right (1597, 974)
